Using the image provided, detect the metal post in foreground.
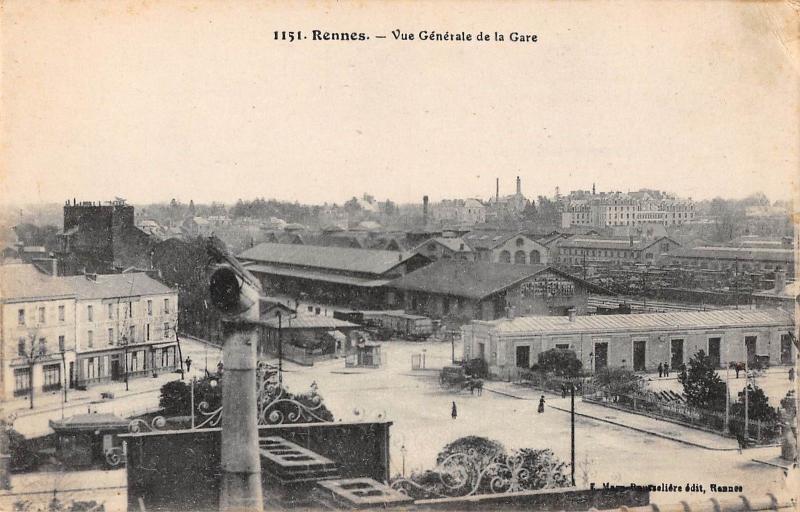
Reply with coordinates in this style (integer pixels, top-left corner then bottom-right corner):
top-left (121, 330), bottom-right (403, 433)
top-left (724, 364), bottom-right (730, 435)
top-left (209, 263), bottom-right (264, 512)
top-left (744, 358), bottom-right (749, 442)
top-left (570, 384), bottom-right (576, 487)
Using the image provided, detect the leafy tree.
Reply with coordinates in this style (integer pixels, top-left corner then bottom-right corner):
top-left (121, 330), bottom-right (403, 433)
top-left (678, 350), bottom-right (727, 411)
top-left (520, 200), bottom-right (537, 222)
top-left (592, 367), bottom-right (641, 396)
top-left (7, 428), bottom-right (37, 472)
top-left (536, 349), bottom-right (582, 377)
top-left (159, 380), bottom-right (191, 416)
top-left (158, 376), bottom-right (222, 417)
top-left (400, 437), bottom-right (569, 499)
top-left (343, 197), bottom-right (362, 213)
top-left (436, 436), bottom-right (505, 466)
top-left (731, 384), bottom-right (780, 424)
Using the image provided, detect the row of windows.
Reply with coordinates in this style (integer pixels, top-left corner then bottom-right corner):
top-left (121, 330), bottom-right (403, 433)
top-left (17, 335), bottom-right (66, 357)
top-left (17, 299), bottom-right (172, 326)
top-left (15, 322), bottom-right (172, 355)
top-left (562, 248), bottom-right (640, 258)
top-left (85, 323), bottom-right (172, 348)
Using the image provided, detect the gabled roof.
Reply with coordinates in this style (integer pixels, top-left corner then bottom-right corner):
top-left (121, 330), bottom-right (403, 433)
top-left (238, 243), bottom-right (419, 276)
top-left (480, 308), bottom-right (794, 335)
top-left (559, 236), bottom-right (679, 251)
top-left (414, 237), bottom-right (472, 254)
top-left (261, 315), bottom-right (359, 330)
top-left (0, 264), bottom-right (75, 303)
top-left (388, 260), bottom-right (607, 300)
top-left (64, 273), bottom-right (174, 300)
top-left (49, 413), bottom-right (128, 432)
top-left (462, 230), bottom-right (531, 251)
top-left (670, 246), bottom-right (794, 262)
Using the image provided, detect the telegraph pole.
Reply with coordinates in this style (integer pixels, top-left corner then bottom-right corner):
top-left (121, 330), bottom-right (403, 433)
top-left (209, 263), bottom-right (264, 512)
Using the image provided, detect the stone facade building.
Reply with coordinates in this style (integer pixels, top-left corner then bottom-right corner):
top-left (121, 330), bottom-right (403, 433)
top-left (462, 309), bottom-right (795, 380)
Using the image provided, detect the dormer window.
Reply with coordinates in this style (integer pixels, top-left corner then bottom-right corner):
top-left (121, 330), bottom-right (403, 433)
top-left (516, 238), bottom-right (524, 247)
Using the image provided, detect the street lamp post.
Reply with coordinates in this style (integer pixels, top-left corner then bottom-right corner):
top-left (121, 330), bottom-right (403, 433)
top-left (570, 384), bottom-right (576, 487)
top-left (60, 349), bottom-right (67, 405)
top-left (121, 336), bottom-right (129, 392)
top-left (744, 358), bottom-right (749, 442)
top-left (400, 444), bottom-right (407, 478)
top-left (277, 311), bottom-right (283, 386)
top-left (724, 363), bottom-right (730, 435)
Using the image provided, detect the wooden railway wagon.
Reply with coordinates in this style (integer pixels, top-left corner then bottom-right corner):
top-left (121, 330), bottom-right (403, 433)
top-left (333, 309), bottom-right (434, 340)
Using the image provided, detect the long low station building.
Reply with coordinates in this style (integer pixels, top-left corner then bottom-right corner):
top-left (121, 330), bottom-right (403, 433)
top-left (238, 243), bottom-right (430, 308)
top-left (386, 260), bottom-right (608, 322)
top-left (462, 308), bottom-right (796, 380)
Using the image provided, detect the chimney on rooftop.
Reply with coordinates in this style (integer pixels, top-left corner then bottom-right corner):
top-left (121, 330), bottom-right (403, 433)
top-left (774, 269), bottom-right (786, 292)
top-left (506, 305), bottom-right (515, 320)
top-left (568, 307), bottom-right (577, 322)
top-left (423, 195), bottom-right (429, 226)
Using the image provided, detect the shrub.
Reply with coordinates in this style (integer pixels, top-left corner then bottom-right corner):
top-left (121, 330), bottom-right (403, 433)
top-left (592, 367), bottom-right (641, 396)
top-left (536, 349), bottom-right (582, 377)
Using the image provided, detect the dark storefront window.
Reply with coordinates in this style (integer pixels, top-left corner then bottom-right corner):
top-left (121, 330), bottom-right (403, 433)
top-left (43, 363), bottom-right (62, 391)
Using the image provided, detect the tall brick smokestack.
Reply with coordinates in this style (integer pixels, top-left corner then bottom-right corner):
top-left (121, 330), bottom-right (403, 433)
top-left (423, 195), bottom-right (429, 226)
top-left (516, 176), bottom-right (521, 195)
top-left (496, 178), bottom-right (499, 203)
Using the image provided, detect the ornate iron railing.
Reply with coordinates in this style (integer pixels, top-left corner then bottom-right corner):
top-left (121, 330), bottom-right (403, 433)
top-left (391, 448), bottom-right (565, 499)
top-left (128, 363), bottom-right (333, 433)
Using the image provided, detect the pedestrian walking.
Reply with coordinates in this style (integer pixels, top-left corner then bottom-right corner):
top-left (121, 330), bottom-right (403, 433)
top-left (537, 395), bottom-right (545, 413)
top-left (664, 362), bottom-right (670, 377)
top-left (185, 356), bottom-right (192, 373)
top-left (658, 363), bottom-right (663, 378)
top-left (451, 401), bottom-right (457, 420)
top-left (789, 367), bottom-right (795, 382)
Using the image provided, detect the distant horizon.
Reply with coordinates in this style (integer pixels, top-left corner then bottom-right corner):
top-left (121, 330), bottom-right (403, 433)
top-left (0, 186), bottom-right (791, 210)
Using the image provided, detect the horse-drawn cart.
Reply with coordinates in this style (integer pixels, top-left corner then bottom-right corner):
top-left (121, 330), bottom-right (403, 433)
top-left (439, 365), bottom-right (483, 395)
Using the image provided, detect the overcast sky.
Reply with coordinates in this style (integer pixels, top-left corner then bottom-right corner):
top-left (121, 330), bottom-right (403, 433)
top-left (1, 1), bottom-right (798, 206)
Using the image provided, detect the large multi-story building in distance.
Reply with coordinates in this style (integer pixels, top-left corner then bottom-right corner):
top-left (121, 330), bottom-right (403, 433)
top-left (560, 187), bottom-right (695, 228)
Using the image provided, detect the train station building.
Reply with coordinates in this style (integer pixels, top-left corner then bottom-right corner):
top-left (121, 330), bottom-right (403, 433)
top-left (462, 308), bottom-right (795, 380)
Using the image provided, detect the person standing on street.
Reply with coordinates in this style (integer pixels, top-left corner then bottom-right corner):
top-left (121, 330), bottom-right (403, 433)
top-left (664, 362), bottom-right (670, 377)
top-left (451, 401), bottom-right (457, 420)
top-left (537, 395), bottom-right (545, 413)
top-left (658, 363), bottom-right (663, 378)
top-left (185, 357), bottom-right (192, 374)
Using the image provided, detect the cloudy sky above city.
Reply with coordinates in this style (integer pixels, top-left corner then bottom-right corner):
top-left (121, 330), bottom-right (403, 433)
top-left (2, 1), bottom-right (797, 206)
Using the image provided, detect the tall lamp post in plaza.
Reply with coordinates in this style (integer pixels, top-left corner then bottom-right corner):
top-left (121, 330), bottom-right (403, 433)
top-left (276, 311), bottom-right (283, 386)
top-left (570, 383), bottom-right (576, 487)
top-left (59, 340), bottom-right (68, 404)
top-left (121, 335), bottom-right (130, 392)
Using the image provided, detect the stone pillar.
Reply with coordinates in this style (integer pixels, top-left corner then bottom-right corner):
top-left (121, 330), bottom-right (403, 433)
top-left (219, 320), bottom-right (262, 512)
top-left (209, 264), bottom-right (263, 512)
